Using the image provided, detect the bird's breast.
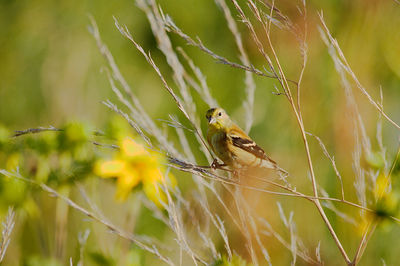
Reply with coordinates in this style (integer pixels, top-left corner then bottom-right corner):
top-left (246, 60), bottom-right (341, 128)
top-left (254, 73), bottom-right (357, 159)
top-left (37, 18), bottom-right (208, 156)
top-left (207, 130), bottom-right (232, 164)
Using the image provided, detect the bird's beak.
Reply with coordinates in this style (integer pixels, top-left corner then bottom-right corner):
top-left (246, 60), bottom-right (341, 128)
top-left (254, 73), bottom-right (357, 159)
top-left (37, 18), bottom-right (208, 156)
top-left (208, 117), bottom-right (217, 124)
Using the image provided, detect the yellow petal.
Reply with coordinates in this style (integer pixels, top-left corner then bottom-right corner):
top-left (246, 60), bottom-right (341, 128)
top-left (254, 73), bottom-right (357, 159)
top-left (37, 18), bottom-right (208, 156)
top-left (120, 138), bottom-right (146, 158)
top-left (143, 180), bottom-right (167, 208)
top-left (95, 160), bottom-right (126, 178)
top-left (115, 170), bottom-right (141, 201)
top-left (357, 216), bottom-right (370, 236)
top-left (132, 155), bottom-right (162, 171)
top-left (142, 168), bottom-right (176, 208)
top-left (143, 167), bottom-right (164, 182)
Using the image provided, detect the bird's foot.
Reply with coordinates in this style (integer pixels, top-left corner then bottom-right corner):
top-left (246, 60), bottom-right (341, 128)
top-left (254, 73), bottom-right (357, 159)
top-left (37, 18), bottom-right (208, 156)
top-left (211, 159), bottom-right (220, 170)
top-left (211, 159), bottom-right (226, 170)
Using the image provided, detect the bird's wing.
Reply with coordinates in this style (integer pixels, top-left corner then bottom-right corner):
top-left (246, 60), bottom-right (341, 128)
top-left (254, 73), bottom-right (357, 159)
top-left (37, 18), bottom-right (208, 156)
top-left (228, 126), bottom-right (277, 164)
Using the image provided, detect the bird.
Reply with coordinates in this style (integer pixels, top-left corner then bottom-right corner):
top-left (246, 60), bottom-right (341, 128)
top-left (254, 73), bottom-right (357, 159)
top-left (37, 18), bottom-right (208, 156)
top-left (205, 107), bottom-right (287, 176)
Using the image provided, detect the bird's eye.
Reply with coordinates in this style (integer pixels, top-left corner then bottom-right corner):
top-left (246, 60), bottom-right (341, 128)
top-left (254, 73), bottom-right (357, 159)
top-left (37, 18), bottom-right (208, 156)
top-left (218, 112), bottom-right (222, 116)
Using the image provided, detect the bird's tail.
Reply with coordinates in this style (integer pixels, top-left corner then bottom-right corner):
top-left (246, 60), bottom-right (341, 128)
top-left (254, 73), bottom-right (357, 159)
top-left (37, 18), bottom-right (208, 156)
top-left (260, 159), bottom-right (289, 178)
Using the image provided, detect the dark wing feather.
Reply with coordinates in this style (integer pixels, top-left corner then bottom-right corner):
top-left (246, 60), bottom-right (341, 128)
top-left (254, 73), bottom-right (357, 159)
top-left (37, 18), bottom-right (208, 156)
top-left (230, 135), bottom-right (276, 164)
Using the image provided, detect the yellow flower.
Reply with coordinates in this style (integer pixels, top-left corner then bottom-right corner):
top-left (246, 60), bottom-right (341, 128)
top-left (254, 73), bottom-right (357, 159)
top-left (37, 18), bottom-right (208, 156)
top-left (121, 138), bottom-right (147, 158)
top-left (374, 173), bottom-right (388, 199)
top-left (373, 173), bottom-right (399, 218)
top-left (142, 167), bottom-right (176, 208)
top-left (115, 170), bottom-right (141, 200)
top-left (96, 137), bottom-right (176, 206)
top-left (357, 215), bottom-right (372, 236)
top-left (95, 160), bottom-right (126, 178)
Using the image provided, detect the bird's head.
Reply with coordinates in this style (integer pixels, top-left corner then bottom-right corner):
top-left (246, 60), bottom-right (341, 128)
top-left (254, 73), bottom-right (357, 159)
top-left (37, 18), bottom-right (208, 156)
top-left (206, 108), bottom-right (231, 129)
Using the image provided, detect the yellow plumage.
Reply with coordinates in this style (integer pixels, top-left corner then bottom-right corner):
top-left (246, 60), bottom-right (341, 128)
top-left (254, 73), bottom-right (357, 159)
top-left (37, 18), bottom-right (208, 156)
top-left (206, 108), bottom-right (287, 175)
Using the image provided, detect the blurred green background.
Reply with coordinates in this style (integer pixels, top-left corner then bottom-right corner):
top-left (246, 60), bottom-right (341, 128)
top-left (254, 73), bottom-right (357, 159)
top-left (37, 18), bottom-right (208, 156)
top-left (1, 0), bottom-right (400, 265)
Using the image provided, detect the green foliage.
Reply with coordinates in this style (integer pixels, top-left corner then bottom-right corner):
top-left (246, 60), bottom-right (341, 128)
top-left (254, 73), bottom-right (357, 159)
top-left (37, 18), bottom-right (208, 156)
top-left (102, 115), bottom-right (132, 140)
top-left (365, 151), bottom-right (386, 170)
top-left (24, 256), bottom-right (62, 266)
top-left (374, 193), bottom-right (399, 219)
top-left (57, 123), bottom-right (90, 152)
top-left (126, 247), bottom-right (145, 266)
top-left (0, 122), bottom-right (97, 210)
top-left (87, 251), bottom-right (115, 266)
top-left (0, 178), bottom-right (27, 207)
top-left (0, 125), bottom-right (10, 148)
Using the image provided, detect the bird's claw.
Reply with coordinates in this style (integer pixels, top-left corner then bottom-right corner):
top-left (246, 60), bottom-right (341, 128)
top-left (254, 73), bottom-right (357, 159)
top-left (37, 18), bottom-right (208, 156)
top-left (211, 159), bottom-right (221, 170)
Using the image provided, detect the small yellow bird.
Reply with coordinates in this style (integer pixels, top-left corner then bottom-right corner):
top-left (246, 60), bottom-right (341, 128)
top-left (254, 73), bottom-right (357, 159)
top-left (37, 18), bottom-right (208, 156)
top-left (206, 108), bottom-right (287, 176)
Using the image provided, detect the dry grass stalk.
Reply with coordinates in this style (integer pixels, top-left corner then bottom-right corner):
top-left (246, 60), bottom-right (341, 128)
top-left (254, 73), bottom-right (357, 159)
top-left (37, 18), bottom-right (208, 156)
top-left (318, 12), bottom-right (400, 131)
top-left (0, 207), bottom-right (15, 263)
top-left (215, 0), bottom-right (256, 133)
